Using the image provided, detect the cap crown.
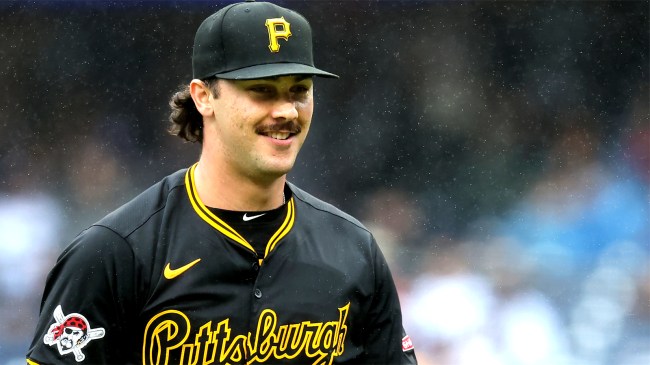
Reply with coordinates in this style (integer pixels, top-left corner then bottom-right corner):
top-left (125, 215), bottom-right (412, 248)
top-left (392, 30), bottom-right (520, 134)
top-left (192, 1), bottom-right (337, 80)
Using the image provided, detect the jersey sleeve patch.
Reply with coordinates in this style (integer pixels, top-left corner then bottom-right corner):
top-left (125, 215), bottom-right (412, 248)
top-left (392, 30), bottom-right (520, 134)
top-left (401, 334), bottom-right (415, 352)
top-left (42, 305), bottom-right (106, 362)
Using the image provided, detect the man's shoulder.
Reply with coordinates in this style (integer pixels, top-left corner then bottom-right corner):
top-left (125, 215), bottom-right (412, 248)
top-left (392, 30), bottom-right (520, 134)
top-left (288, 183), bottom-right (369, 234)
top-left (94, 168), bottom-right (188, 237)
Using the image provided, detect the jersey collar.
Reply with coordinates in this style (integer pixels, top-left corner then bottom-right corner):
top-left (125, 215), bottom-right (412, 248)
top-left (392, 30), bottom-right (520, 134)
top-left (184, 163), bottom-right (295, 260)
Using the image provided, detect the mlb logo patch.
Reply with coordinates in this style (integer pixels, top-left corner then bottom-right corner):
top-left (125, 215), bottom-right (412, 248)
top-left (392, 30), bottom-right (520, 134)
top-left (402, 335), bottom-right (414, 352)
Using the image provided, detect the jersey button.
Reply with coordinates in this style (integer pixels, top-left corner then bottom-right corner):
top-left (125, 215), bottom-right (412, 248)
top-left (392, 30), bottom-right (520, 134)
top-left (252, 262), bottom-right (260, 272)
top-left (254, 288), bottom-right (263, 299)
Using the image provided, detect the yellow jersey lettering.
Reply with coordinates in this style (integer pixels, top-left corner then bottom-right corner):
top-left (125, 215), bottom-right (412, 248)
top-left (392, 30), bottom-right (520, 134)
top-left (143, 304), bottom-right (350, 364)
top-left (265, 17), bottom-right (292, 52)
top-left (224, 333), bottom-right (248, 363)
top-left (334, 303), bottom-right (350, 356)
top-left (251, 309), bottom-right (277, 363)
top-left (275, 322), bottom-right (305, 359)
top-left (142, 310), bottom-right (191, 365)
top-left (201, 322), bottom-right (219, 365)
top-left (179, 321), bottom-right (214, 365)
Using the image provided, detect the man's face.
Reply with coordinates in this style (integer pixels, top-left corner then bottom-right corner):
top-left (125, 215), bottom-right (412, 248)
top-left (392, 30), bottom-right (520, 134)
top-left (203, 75), bottom-right (314, 182)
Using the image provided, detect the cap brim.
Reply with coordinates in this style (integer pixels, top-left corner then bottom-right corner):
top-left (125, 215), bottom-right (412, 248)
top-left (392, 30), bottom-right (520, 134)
top-left (214, 63), bottom-right (339, 80)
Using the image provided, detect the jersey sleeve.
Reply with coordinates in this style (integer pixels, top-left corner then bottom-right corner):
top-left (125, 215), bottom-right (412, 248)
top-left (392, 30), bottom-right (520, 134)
top-left (359, 237), bottom-right (418, 365)
top-left (26, 225), bottom-right (139, 364)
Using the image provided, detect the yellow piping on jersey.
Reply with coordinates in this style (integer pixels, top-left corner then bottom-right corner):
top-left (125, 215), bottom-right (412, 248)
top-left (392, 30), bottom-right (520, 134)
top-left (185, 164), bottom-right (251, 250)
top-left (185, 163), bottom-right (295, 260)
top-left (265, 197), bottom-right (294, 256)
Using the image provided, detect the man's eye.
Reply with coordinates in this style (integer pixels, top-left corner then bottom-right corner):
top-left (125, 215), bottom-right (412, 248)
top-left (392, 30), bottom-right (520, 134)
top-left (290, 85), bottom-right (312, 99)
top-left (291, 85), bottom-right (309, 94)
top-left (249, 86), bottom-right (273, 94)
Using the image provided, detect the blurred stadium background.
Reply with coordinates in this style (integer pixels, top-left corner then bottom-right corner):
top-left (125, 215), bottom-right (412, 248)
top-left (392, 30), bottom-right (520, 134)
top-left (0, 1), bottom-right (648, 364)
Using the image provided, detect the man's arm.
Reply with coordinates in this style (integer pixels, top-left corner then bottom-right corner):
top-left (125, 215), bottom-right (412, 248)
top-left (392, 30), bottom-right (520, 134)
top-left (360, 239), bottom-right (418, 365)
top-left (26, 225), bottom-right (138, 364)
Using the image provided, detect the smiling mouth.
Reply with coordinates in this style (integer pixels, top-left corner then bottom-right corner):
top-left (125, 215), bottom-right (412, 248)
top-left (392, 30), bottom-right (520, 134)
top-left (257, 122), bottom-right (301, 141)
top-left (267, 132), bottom-right (291, 140)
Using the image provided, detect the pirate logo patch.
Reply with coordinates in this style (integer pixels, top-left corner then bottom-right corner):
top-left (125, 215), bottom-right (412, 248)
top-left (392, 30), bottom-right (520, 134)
top-left (43, 305), bottom-right (105, 362)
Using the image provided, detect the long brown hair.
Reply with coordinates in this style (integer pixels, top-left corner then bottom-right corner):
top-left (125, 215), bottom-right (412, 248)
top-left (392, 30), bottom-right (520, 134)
top-left (168, 78), bottom-right (219, 143)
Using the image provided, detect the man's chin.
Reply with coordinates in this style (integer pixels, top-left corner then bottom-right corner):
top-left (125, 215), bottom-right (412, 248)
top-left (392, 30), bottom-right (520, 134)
top-left (255, 164), bottom-right (294, 182)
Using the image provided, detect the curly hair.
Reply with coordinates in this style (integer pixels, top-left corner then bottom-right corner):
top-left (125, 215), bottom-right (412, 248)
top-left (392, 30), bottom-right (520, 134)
top-left (168, 78), bottom-right (220, 143)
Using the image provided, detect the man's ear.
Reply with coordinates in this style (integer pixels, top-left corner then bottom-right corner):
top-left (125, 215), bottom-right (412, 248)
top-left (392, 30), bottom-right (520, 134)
top-left (189, 79), bottom-right (214, 117)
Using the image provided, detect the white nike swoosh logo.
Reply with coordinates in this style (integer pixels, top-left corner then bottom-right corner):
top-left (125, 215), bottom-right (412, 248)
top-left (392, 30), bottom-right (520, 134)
top-left (243, 213), bottom-right (266, 221)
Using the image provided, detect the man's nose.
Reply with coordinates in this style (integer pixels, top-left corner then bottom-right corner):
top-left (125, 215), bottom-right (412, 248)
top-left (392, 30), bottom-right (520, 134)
top-left (271, 99), bottom-right (299, 121)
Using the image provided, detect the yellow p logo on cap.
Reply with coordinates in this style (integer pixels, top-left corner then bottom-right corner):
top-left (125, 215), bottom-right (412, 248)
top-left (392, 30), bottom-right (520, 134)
top-left (265, 17), bottom-right (292, 52)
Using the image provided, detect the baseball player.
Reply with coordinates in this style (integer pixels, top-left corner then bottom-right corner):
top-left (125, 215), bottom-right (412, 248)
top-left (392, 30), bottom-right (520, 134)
top-left (27, 1), bottom-right (417, 364)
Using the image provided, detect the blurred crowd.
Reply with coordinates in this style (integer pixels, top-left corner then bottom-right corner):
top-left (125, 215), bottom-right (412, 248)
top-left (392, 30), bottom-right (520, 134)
top-left (0, 1), bottom-right (648, 364)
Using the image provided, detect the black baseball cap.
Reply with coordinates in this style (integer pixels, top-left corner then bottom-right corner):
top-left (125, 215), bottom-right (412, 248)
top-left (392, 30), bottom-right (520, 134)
top-left (192, 0), bottom-right (338, 80)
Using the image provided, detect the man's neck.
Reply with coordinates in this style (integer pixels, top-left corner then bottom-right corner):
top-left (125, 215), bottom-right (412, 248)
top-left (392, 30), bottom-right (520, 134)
top-left (193, 159), bottom-right (286, 211)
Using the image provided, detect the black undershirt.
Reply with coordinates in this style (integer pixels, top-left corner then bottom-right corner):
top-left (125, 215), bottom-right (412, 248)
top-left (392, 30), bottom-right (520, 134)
top-left (207, 187), bottom-right (292, 257)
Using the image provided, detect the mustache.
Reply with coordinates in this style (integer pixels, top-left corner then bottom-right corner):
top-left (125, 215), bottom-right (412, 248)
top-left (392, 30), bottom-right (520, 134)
top-left (255, 121), bottom-right (302, 134)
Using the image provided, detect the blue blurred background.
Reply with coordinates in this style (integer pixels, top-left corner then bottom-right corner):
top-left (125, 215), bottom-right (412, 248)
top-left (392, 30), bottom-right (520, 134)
top-left (1, 1), bottom-right (648, 364)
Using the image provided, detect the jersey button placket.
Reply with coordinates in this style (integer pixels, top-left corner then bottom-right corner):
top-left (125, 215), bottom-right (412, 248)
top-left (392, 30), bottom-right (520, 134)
top-left (252, 259), bottom-right (262, 299)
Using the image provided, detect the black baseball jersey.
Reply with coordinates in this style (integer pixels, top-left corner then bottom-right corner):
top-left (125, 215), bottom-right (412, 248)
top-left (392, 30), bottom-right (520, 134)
top-left (27, 164), bottom-right (417, 365)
